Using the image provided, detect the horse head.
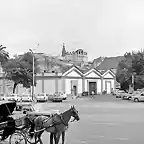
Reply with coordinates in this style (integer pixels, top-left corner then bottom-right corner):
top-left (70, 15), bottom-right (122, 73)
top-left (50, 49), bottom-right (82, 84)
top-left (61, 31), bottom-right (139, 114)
top-left (70, 105), bottom-right (80, 121)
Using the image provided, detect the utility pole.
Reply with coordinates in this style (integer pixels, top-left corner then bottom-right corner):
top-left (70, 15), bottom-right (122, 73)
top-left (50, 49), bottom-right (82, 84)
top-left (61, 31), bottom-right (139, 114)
top-left (29, 49), bottom-right (35, 101)
top-left (29, 44), bottom-right (39, 102)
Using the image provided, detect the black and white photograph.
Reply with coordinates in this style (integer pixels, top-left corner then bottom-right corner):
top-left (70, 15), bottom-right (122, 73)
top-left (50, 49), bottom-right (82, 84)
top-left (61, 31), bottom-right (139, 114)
top-left (0, 0), bottom-right (144, 144)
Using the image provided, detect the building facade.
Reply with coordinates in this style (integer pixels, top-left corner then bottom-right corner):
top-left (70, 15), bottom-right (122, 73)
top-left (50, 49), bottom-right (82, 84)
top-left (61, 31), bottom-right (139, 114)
top-left (0, 66), bottom-right (115, 96)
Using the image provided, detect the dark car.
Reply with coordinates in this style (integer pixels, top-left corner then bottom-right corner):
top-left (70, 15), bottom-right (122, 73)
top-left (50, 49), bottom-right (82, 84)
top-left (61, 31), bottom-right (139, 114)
top-left (48, 93), bottom-right (63, 102)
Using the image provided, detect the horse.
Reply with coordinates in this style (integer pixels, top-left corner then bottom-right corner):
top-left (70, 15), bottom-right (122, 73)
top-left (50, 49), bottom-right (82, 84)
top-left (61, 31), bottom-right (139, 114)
top-left (29, 105), bottom-right (80, 144)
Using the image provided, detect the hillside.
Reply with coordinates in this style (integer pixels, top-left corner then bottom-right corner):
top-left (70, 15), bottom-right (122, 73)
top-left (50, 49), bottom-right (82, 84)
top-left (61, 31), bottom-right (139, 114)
top-left (96, 56), bottom-right (124, 70)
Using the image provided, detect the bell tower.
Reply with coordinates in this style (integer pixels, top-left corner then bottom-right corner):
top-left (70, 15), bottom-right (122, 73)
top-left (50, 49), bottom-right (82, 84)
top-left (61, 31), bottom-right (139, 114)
top-left (61, 43), bottom-right (66, 57)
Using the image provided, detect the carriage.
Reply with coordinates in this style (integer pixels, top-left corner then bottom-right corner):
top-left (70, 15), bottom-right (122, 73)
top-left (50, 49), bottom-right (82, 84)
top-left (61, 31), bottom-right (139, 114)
top-left (0, 100), bottom-right (59, 144)
top-left (0, 100), bottom-right (27, 144)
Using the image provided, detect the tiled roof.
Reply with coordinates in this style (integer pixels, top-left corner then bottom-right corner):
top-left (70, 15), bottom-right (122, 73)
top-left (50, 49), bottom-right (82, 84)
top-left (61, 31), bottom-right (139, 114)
top-left (96, 56), bottom-right (124, 70)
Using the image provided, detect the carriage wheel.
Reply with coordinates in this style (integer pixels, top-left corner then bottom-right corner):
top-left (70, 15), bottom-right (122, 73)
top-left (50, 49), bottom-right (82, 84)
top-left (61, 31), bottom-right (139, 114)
top-left (25, 133), bottom-right (40, 144)
top-left (9, 131), bottom-right (27, 144)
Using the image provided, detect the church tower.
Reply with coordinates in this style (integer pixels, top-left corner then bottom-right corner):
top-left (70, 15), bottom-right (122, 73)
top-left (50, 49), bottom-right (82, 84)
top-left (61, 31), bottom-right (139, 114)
top-left (61, 43), bottom-right (66, 57)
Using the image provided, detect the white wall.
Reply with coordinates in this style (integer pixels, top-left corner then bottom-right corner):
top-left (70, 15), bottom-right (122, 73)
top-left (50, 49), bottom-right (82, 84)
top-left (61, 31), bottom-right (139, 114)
top-left (35, 80), bottom-right (42, 94)
top-left (103, 79), bottom-right (114, 91)
top-left (65, 79), bottom-right (82, 94)
top-left (44, 79), bottom-right (55, 94)
top-left (58, 79), bottom-right (62, 92)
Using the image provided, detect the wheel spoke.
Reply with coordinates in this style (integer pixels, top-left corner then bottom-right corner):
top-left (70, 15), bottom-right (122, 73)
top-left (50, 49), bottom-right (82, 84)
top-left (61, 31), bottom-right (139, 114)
top-left (9, 131), bottom-right (27, 144)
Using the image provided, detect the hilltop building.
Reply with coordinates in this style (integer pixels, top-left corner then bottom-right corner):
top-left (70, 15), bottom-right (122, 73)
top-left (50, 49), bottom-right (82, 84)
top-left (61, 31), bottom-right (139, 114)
top-left (61, 43), bottom-right (88, 63)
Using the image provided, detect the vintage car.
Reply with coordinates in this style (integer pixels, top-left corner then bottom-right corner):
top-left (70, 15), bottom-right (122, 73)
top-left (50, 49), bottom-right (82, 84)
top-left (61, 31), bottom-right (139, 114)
top-left (115, 90), bottom-right (126, 98)
top-left (57, 92), bottom-right (67, 100)
top-left (122, 91), bottom-right (141, 100)
top-left (36, 93), bottom-right (48, 102)
top-left (21, 94), bottom-right (32, 102)
top-left (7, 94), bottom-right (21, 102)
top-left (131, 92), bottom-right (144, 102)
top-left (0, 94), bottom-right (7, 101)
top-left (48, 92), bottom-right (63, 102)
top-left (13, 102), bottom-right (60, 116)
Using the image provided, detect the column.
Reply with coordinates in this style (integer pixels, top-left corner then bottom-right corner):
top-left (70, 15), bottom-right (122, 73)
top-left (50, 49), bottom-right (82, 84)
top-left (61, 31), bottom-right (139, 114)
top-left (101, 77), bottom-right (103, 94)
top-left (55, 72), bottom-right (58, 93)
top-left (62, 77), bottom-right (65, 92)
top-left (82, 77), bottom-right (85, 93)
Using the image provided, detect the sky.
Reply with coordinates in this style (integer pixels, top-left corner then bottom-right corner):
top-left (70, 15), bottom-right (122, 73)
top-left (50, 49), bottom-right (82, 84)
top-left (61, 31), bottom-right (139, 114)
top-left (1, 0), bottom-right (144, 61)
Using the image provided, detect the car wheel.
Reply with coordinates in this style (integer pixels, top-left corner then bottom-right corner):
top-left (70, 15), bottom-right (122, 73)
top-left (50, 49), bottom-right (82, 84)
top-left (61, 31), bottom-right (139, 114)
top-left (134, 98), bottom-right (139, 102)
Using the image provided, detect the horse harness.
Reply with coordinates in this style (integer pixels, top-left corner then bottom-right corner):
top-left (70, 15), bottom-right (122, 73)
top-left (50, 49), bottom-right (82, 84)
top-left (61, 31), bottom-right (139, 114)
top-left (40, 113), bottom-right (68, 132)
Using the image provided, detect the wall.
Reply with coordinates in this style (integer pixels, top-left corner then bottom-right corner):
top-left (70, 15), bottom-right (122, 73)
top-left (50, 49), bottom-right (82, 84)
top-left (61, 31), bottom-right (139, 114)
top-left (44, 79), bottom-right (55, 94)
top-left (65, 79), bottom-right (82, 94)
top-left (35, 79), bottom-right (42, 94)
top-left (103, 79), bottom-right (114, 92)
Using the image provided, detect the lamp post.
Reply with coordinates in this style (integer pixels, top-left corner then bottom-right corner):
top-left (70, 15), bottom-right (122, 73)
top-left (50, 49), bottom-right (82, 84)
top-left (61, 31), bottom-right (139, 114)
top-left (132, 72), bottom-right (136, 91)
top-left (29, 49), bottom-right (35, 101)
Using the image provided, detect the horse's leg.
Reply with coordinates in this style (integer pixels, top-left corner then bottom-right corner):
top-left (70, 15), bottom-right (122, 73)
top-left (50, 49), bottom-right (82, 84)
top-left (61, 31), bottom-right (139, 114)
top-left (50, 133), bottom-right (54, 144)
top-left (62, 131), bottom-right (65, 144)
top-left (53, 133), bottom-right (57, 144)
top-left (55, 133), bottom-right (61, 144)
top-left (38, 132), bottom-right (43, 144)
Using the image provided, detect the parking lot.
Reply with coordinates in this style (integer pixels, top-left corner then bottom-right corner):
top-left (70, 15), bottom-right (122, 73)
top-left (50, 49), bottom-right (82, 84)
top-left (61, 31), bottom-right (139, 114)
top-left (31, 95), bottom-right (144, 144)
top-left (3, 94), bottom-right (144, 144)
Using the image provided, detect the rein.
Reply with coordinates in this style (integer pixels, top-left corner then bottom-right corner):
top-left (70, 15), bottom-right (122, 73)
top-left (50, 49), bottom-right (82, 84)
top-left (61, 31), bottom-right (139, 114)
top-left (59, 114), bottom-right (68, 126)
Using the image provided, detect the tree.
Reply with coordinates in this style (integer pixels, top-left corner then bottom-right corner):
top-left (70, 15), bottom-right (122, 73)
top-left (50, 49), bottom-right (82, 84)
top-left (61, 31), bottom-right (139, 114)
top-left (116, 52), bottom-right (133, 91)
top-left (3, 52), bottom-right (40, 93)
top-left (116, 50), bottom-right (144, 91)
top-left (0, 45), bottom-right (9, 65)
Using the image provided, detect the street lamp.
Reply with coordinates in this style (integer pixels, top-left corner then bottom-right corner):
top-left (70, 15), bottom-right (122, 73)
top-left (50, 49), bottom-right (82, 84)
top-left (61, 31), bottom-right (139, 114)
top-left (29, 49), bottom-right (35, 101)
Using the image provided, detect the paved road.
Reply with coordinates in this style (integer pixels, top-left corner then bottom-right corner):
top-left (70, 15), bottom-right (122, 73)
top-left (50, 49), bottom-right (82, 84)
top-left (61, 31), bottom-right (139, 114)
top-left (36, 96), bottom-right (144, 144)
top-left (4, 95), bottom-right (144, 144)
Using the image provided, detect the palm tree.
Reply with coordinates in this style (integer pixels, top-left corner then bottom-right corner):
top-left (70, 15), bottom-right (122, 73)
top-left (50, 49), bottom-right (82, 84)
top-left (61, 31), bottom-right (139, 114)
top-left (0, 45), bottom-right (9, 65)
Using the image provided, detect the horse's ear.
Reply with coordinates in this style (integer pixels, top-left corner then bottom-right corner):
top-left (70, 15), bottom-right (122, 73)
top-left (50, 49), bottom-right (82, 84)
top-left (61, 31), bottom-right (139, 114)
top-left (69, 104), bottom-right (72, 108)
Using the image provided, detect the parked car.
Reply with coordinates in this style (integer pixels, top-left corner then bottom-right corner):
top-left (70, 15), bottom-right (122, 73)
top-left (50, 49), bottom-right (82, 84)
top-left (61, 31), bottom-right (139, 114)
top-left (0, 93), bottom-right (7, 101)
top-left (116, 90), bottom-right (125, 98)
top-left (131, 92), bottom-right (144, 102)
top-left (122, 93), bottom-right (132, 100)
top-left (13, 102), bottom-right (60, 116)
top-left (36, 93), bottom-right (48, 102)
top-left (48, 92), bottom-right (63, 102)
top-left (21, 94), bottom-right (32, 102)
top-left (7, 94), bottom-right (21, 102)
top-left (59, 92), bottom-right (67, 100)
top-left (122, 91), bottom-right (141, 100)
top-left (82, 91), bottom-right (88, 96)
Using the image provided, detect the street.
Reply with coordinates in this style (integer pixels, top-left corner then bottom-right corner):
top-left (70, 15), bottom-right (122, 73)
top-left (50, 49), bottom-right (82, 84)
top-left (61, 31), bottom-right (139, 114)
top-left (35, 95), bottom-right (144, 144)
top-left (3, 95), bottom-right (144, 144)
